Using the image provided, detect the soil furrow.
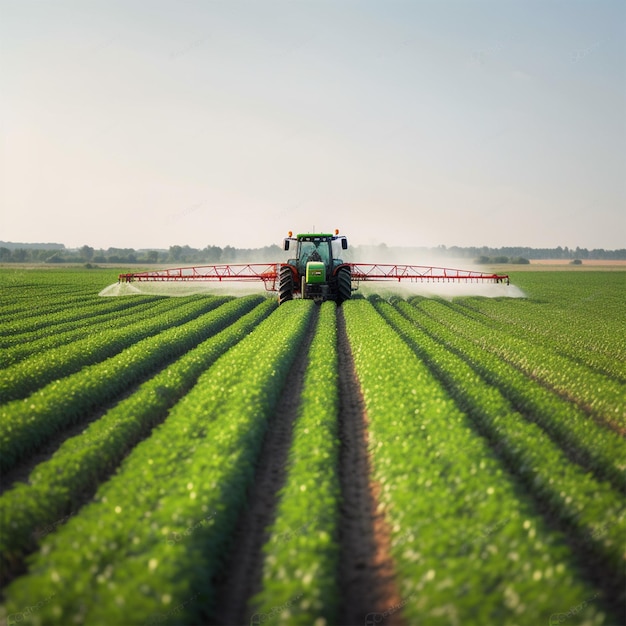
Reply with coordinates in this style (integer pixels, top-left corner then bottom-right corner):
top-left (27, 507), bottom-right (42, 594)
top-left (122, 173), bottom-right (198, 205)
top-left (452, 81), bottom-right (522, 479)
top-left (211, 305), bottom-right (319, 626)
top-left (336, 308), bottom-right (406, 626)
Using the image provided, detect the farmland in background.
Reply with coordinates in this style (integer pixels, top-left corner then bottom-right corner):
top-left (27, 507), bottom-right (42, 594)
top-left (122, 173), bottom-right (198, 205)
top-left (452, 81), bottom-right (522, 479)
top-left (0, 266), bottom-right (624, 626)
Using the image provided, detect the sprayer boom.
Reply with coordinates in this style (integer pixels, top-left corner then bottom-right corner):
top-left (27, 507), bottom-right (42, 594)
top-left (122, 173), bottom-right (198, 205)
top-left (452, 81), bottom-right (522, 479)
top-left (118, 263), bottom-right (280, 290)
top-left (118, 262), bottom-right (509, 289)
top-left (349, 263), bottom-right (509, 284)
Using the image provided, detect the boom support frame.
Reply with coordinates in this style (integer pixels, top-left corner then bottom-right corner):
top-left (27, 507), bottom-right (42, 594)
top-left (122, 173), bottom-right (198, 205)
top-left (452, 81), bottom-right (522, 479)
top-left (118, 263), bottom-right (509, 288)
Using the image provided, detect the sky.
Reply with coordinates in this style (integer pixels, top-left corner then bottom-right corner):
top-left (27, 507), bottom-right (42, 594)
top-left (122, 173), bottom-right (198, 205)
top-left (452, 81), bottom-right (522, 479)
top-left (1, 1), bottom-right (625, 251)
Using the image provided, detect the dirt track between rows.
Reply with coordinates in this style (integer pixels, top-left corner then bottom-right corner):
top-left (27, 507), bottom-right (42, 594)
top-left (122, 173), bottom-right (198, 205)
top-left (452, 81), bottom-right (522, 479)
top-left (336, 308), bottom-right (405, 626)
top-left (212, 306), bottom-right (320, 625)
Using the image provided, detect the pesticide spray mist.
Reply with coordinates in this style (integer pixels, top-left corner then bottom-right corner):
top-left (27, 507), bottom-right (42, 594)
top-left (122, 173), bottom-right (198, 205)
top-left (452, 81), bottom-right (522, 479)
top-left (354, 281), bottom-right (525, 300)
top-left (98, 281), bottom-right (272, 298)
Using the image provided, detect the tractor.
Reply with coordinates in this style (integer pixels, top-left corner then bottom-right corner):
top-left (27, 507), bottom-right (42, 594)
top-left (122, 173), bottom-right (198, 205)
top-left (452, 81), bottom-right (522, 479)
top-left (279, 230), bottom-right (352, 305)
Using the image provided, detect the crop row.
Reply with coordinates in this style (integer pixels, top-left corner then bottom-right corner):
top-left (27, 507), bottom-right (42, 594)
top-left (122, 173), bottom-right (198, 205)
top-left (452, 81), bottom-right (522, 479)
top-left (1, 301), bottom-right (314, 625)
top-left (0, 273), bottom-right (113, 324)
top-left (251, 302), bottom-right (341, 625)
top-left (0, 297), bottom-right (276, 577)
top-left (457, 272), bottom-right (626, 378)
top-left (0, 296), bottom-right (228, 403)
top-left (397, 300), bottom-right (626, 493)
top-left (0, 294), bottom-right (159, 345)
top-left (0, 299), bottom-right (189, 367)
top-left (416, 298), bottom-right (625, 430)
top-left (450, 297), bottom-right (626, 382)
top-left (0, 295), bottom-right (94, 326)
top-left (342, 299), bottom-right (608, 625)
top-left (373, 299), bottom-right (625, 586)
top-left (0, 295), bottom-right (159, 344)
top-left (0, 296), bottom-right (255, 472)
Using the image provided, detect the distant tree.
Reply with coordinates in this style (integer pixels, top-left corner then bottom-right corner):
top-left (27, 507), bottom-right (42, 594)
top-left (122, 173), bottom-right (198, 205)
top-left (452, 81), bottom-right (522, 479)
top-left (147, 250), bottom-right (159, 263)
top-left (12, 249), bottom-right (28, 262)
top-left (570, 259), bottom-right (583, 265)
top-left (221, 245), bottom-right (236, 262)
top-left (32, 249), bottom-right (48, 261)
top-left (80, 245), bottom-right (94, 261)
top-left (204, 245), bottom-right (222, 262)
top-left (259, 244), bottom-right (282, 261)
top-left (0, 247), bottom-right (11, 262)
top-left (510, 257), bottom-right (530, 264)
top-left (169, 245), bottom-right (183, 262)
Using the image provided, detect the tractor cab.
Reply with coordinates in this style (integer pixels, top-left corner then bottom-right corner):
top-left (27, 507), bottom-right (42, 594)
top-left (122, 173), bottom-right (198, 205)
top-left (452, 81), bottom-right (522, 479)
top-left (295, 236), bottom-right (331, 277)
top-left (284, 232), bottom-right (348, 270)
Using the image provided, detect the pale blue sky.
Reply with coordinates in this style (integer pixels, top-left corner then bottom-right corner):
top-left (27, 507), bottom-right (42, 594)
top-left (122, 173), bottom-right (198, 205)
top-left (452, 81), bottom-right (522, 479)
top-left (1, 1), bottom-right (624, 249)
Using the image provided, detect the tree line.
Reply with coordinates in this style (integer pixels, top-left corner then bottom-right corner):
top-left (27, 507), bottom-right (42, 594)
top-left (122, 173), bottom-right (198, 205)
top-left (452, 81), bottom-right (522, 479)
top-left (438, 245), bottom-right (626, 261)
top-left (0, 242), bottom-right (624, 265)
top-left (0, 244), bottom-right (283, 264)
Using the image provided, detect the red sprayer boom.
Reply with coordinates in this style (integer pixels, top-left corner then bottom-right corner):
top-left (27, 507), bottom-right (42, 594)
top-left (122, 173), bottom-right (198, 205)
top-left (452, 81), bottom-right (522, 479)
top-left (118, 264), bottom-right (280, 290)
top-left (118, 262), bottom-right (508, 287)
top-left (349, 263), bottom-right (509, 284)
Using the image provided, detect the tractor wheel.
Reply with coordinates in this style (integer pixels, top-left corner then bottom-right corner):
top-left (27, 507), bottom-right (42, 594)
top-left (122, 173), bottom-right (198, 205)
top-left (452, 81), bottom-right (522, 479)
top-left (278, 265), bottom-right (294, 305)
top-left (337, 266), bottom-right (352, 304)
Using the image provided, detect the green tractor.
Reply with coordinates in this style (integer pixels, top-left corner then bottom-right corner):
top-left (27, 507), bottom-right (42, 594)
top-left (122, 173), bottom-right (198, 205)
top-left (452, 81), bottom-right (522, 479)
top-left (279, 231), bottom-right (352, 305)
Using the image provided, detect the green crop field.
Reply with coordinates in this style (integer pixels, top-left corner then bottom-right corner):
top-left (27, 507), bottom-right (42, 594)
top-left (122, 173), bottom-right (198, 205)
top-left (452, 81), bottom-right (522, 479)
top-left (0, 267), bottom-right (624, 626)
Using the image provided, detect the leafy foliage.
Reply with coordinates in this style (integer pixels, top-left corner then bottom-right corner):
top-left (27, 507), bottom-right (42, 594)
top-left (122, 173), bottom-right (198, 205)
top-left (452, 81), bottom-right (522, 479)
top-left (0, 267), bottom-right (624, 626)
top-left (2, 301), bottom-right (313, 625)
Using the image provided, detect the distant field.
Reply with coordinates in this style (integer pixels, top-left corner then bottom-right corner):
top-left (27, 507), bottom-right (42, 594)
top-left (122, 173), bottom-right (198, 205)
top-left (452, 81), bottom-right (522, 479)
top-left (531, 259), bottom-right (626, 265)
top-left (0, 267), bottom-right (624, 626)
top-left (489, 260), bottom-right (626, 273)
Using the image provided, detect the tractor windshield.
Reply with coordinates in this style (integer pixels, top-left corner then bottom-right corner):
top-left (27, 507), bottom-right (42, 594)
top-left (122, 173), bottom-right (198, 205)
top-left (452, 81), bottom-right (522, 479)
top-left (298, 239), bottom-right (331, 270)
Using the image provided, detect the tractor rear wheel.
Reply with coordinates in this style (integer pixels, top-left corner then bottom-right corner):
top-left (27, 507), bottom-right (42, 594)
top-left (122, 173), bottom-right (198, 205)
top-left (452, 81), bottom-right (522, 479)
top-left (278, 265), bottom-right (294, 305)
top-left (337, 266), bottom-right (352, 304)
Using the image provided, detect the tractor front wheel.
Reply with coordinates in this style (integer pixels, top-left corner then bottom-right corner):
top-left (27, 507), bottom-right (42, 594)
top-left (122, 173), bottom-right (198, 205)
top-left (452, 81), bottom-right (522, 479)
top-left (278, 265), bottom-right (294, 305)
top-left (337, 266), bottom-right (352, 304)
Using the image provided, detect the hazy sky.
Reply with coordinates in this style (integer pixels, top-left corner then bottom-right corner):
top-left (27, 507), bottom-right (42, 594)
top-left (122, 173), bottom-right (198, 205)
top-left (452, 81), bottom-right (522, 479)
top-left (1, 1), bottom-right (624, 250)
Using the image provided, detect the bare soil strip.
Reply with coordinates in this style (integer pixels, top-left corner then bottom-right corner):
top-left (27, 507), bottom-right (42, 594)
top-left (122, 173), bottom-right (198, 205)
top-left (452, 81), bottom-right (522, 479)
top-left (211, 306), bottom-right (320, 626)
top-left (336, 308), bottom-right (406, 626)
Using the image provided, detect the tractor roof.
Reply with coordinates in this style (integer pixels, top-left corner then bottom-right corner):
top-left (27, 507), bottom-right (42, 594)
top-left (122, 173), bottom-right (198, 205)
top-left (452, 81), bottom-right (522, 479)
top-left (297, 233), bottom-right (334, 240)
